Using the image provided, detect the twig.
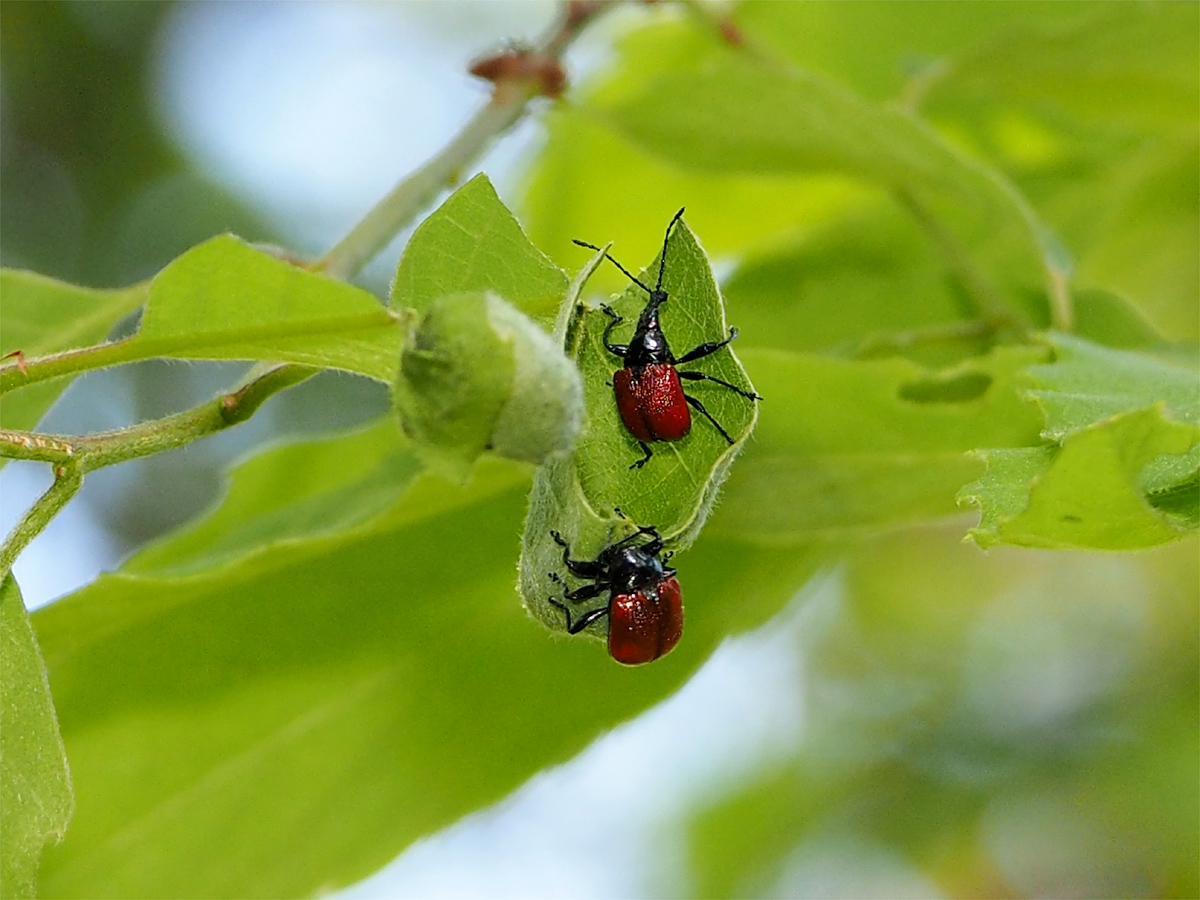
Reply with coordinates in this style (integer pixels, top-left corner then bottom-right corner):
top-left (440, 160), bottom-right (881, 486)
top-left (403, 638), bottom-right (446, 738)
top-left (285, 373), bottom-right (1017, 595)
top-left (0, 461), bottom-right (83, 580)
top-left (319, 0), bottom-right (617, 280)
top-left (0, 364), bottom-right (316, 473)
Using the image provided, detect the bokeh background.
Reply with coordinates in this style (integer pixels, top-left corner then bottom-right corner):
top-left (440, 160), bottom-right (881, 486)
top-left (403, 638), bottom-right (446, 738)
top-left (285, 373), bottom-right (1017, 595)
top-left (2, 2), bottom-right (1196, 897)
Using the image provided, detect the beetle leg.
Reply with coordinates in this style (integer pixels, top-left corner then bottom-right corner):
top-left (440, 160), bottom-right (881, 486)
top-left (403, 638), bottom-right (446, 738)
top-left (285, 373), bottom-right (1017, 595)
top-left (629, 441), bottom-right (653, 470)
top-left (550, 530), bottom-right (606, 579)
top-left (675, 327), bottom-right (738, 364)
top-left (684, 394), bottom-right (735, 444)
top-left (608, 525), bottom-right (660, 553)
top-left (600, 305), bottom-right (629, 358)
top-left (563, 580), bottom-right (608, 603)
top-left (677, 368), bottom-right (762, 400)
top-left (549, 598), bottom-right (610, 634)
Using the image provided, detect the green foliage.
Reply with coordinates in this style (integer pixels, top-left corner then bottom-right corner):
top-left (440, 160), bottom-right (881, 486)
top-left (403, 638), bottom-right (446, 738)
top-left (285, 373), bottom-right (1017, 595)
top-left (0, 577), bottom-right (72, 900)
top-left (0, 2), bottom-right (1196, 898)
top-left (31, 427), bottom-right (818, 898)
top-left (962, 408), bottom-right (1197, 549)
top-left (714, 345), bottom-right (1045, 541)
top-left (391, 174), bottom-right (568, 322)
top-left (135, 236), bottom-right (400, 380)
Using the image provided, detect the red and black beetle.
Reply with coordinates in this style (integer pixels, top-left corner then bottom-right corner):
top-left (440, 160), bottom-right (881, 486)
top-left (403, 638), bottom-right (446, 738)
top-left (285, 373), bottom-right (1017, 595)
top-left (547, 524), bottom-right (682, 666)
top-left (574, 208), bottom-right (761, 469)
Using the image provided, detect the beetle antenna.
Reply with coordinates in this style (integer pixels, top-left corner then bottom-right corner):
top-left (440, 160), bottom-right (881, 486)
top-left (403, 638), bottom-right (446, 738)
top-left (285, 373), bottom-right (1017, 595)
top-left (572, 240), bottom-right (653, 295)
top-left (655, 207), bottom-right (686, 293)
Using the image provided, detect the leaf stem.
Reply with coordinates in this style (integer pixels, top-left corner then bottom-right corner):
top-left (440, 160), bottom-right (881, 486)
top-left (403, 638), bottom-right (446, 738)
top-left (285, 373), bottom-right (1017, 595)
top-left (0, 364), bottom-right (316, 473)
top-left (0, 461), bottom-right (82, 580)
top-left (895, 188), bottom-right (1026, 333)
top-left (318, 0), bottom-right (616, 281)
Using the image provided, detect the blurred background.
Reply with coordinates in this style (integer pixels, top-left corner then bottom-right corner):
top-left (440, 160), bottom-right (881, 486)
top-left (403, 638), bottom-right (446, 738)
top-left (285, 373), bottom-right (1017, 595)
top-left (2, 2), bottom-right (1196, 896)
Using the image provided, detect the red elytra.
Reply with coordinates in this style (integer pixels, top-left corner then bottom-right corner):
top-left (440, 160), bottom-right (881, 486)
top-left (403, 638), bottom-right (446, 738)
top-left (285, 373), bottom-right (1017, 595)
top-left (612, 364), bottom-right (690, 442)
top-left (574, 208), bottom-right (761, 469)
top-left (608, 576), bottom-right (683, 665)
top-left (547, 524), bottom-right (682, 666)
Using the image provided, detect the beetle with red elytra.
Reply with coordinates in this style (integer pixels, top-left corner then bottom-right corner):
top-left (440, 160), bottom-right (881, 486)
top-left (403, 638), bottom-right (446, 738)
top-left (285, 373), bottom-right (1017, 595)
top-left (574, 208), bottom-right (761, 469)
top-left (547, 521), bottom-right (682, 666)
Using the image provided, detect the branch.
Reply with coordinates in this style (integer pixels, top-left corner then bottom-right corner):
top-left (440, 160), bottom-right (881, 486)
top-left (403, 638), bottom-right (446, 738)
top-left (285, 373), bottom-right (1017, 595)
top-left (0, 364), bottom-right (316, 473)
top-left (0, 461), bottom-right (82, 580)
top-left (319, 0), bottom-right (617, 280)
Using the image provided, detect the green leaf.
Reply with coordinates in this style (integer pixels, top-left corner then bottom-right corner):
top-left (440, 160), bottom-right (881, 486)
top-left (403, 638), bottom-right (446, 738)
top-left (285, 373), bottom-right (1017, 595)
top-left (929, 3), bottom-right (1199, 129)
top-left (391, 173), bottom-right (567, 322)
top-left (122, 419), bottom-right (423, 577)
top-left (32, 441), bottom-right (822, 898)
top-left (722, 206), bottom-right (987, 365)
top-left (1071, 288), bottom-right (1168, 350)
top-left (2, 238), bottom-right (403, 398)
top-left (590, 20), bottom-right (1063, 328)
top-left (1027, 332), bottom-right (1199, 491)
top-left (960, 406), bottom-right (1199, 549)
top-left (1, 576), bottom-right (73, 900)
top-left (522, 105), bottom-right (870, 287)
top-left (0, 269), bottom-right (146, 432)
top-left (1028, 333), bottom-right (1198, 439)
top-left (133, 236), bottom-right (401, 380)
top-left (709, 345), bottom-right (1046, 541)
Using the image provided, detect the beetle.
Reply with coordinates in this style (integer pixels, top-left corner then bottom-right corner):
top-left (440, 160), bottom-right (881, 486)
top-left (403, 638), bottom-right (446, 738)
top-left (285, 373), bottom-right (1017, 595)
top-left (547, 523), bottom-right (682, 666)
top-left (574, 208), bottom-right (761, 469)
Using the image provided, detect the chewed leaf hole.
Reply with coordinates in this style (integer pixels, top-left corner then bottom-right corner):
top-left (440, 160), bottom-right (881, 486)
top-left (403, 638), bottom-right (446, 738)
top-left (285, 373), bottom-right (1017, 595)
top-left (898, 371), bottom-right (992, 404)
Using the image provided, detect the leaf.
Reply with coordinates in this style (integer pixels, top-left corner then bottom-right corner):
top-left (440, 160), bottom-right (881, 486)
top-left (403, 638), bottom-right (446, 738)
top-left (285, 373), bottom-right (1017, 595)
top-left (133, 236), bottom-right (402, 380)
top-left (122, 419), bottom-right (423, 577)
top-left (1, 576), bottom-right (73, 900)
top-left (2, 238), bottom-right (404, 398)
top-left (959, 406), bottom-right (1199, 550)
top-left (522, 105), bottom-right (870, 287)
top-left (1027, 333), bottom-right (1198, 439)
top-left (391, 173), bottom-right (567, 322)
top-left (31, 441), bottom-right (822, 898)
top-left (929, 3), bottom-right (1200, 129)
top-left (0, 269), bottom-right (146, 432)
top-left (721, 206), bottom-right (987, 365)
top-left (708, 345), bottom-right (1047, 541)
top-left (590, 21), bottom-right (1064, 328)
top-left (1027, 332), bottom-right (1199, 491)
